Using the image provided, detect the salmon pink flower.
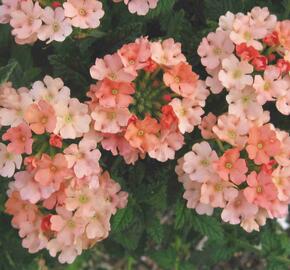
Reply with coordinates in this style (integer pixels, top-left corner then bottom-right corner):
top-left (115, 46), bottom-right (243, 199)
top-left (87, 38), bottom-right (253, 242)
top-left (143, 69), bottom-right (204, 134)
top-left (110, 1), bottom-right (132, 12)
top-left (212, 114), bottom-right (249, 148)
top-left (90, 53), bottom-right (135, 82)
top-left (124, 115), bottom-right (160, 152)
top-left (205, 67), bottom-right (224, 94)
top-left (118, 37), bottom-right (151, 75)
top-left (163, 62), bottom-right (199, 98)
top-left (200, 177), bottom-right (238, 208)
top-left (170, 98), bottom-right (204, 134)
top-left (2, 123), bottom-right (33, 155)
top-left (182, 142), bottom-right (218, 182)
top-left (276, 20), bottom-right (290, 50)
top-left (64, 140), bottom-right (101, 179)
top-left (246, 124), bottom-right (281, 165)
top-left (0, 143), bottom-right (22, 177)
top-left (24, 100), bottom-right (56, 135)
top-left (214, 148), bottom-right (248, 185)
top-left (199, 113), bottom-right (217, 139)
top-left (244, 171), bottom-right (277, 209)
top-left (198, 30), bottom-right (234, 69)
top-left (160, 105), bottom-right (178, 129)
top-left (118, 0), bottom-right (159, 16)
top-left (63, 0), bottom-right (104, 29)
top-left (34, 153), bottom-right (72, 188)
top-left (150, 38), bottom-right (186, 67)
top-left (89, 79), bottom-right (135, 108)
top-left (221, 191), bottom-right (258, 225)
top-left (91, 105), bottom-right (131, 134)
top-left (272, 167), bottom-right (290, 201)
top-left (219, 54), bottom-right (253, 90)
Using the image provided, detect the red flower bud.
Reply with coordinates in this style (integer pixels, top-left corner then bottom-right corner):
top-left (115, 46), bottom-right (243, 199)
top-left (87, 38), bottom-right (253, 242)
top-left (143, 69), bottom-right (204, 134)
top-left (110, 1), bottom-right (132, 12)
top-left (251, 56), bottom-right (268, 71)
top-left (49, 134), bottom-right (63, 148)
top-left (236, 43), bottom-right (260, 61)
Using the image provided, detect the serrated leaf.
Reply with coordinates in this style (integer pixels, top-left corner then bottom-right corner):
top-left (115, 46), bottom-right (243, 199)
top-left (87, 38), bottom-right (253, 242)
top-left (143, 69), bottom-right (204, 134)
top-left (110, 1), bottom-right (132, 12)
top-left (150, 248), bottom-right (177, 269)
top-left (0, 60), bottom-right (17, 84)
top-left (147, 218), bottom-right (164, 244)
top-left (191, 215), bottom-right (224, 240)
top-left (111, 206), bottom-right (134, 232)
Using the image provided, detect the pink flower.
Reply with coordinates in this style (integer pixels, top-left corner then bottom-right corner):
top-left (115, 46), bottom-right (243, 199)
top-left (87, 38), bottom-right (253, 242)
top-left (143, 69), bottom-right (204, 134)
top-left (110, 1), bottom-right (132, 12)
top-left (91, 105), bottom-right (131, 134)
top-left (214, 148), bottom-right (248, 185)
top-left (0, 0), bottom-right (19, 24)
top-left (253, 66), bottom-right (288, 105)
top-left (150, 38), bottom-right (186, 67)
top-left (226, 86), bottom-right (264, 120)
top-left (118, 37), bottom-right (151, 75)
top-left (10, 0), bottom-right (43, 43)
top-left (169, 98), bottom-right (204, 134)
top-left (64, 140), bottom-right (101, 179)
top-left (182, 142), bottom-right (218, 182)
top-left (13, 171), bottom-right (56, 203)
top-left (90, 53), bottom-right (135, 82)
top-left (276, 76), bottom-right (290, 115)
top-left (197, 30), bottom-right (234, 69)
top-left (54, 98), bottom-right (91, 139)
top-left (34, 153), bottom-right (72, 188)
top-left (244, 171), bottom-right (277, 209)
top-left (0, 143), bottom-right (22, 177)
top-left (148, 127), bottom-right (184, 162)
top-left (24, 100), bottom-right (56, 135)
top-left (63, 0), bottom-right (104, 29)
top-left (163, 62), bottom-right (199, 98)
top-left (205, 67), bottom-right (224, 94)
top-left (199, 113), bottom-right (217, 139)
top-left (272, 166), bottom-right (290, 201)
top-left (212, 114), bottom-right (249, 148)
top-left (218, 11), bottom-right (235, 31)
top-left (119, 0), bottom-right (159, 16)
top-left (182, 179), bottom-right (214, 215)
top-left (246, 124), bottom-right (281, 165)
top-left (101, 133), bottom-right (139, 164)
top-left (89, 79), bottom-right (135, 108)
top-left (218, 54), bottom-right (253, 90)
top-left (38, 7), bottom-right (72, 43)
top-left (30, 76), bottom-right (70, 105)
top-left (124, 115), bottom-right (160, 152)
top-left (221, 191), bottom-right (258, 225)
top-left (230, 14), bottom-right (264, 50)
top-left (200, 177), bottom-right (238, 208)
top-left (2, 123), bottom-right (33, 155)
top-left (0, 91), bottom-right (33, 127)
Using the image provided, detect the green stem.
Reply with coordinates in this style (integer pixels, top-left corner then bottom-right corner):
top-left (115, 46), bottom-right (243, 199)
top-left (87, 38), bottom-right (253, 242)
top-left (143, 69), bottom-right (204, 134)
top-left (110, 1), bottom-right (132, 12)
top-left (216, 139), bottom-right (225, 152)
top-left (127, 256), bottom-right (135, 270)
top-left (36, 142), bottom-right (48, 158)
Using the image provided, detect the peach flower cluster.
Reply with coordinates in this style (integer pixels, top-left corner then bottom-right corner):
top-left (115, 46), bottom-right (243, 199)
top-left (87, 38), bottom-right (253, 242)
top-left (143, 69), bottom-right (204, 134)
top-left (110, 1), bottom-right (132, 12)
top-left (0, 78), bottom-right (128, 263)
top-left (198, 7), bottom-right (290, 115)
top-left (0, 0), bottom-right (104, 44)
top-left (112, 0), bottom-right (159, 15)
top-left (88, 37), bottom-right (209, 163)
top-left (177, 117), bottom-right (290, 232)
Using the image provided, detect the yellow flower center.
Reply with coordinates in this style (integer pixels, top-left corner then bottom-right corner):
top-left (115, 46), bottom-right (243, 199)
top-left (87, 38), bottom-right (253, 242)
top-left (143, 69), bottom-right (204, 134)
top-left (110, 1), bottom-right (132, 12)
top-left (227, 130), bottom-right (237, 139)
top-left (232, 69), bottom-right (242, 79)
top-left (174, 76), bottom-right (181, 83)
top-left (225, 162), bottom-right (233, 169)
top-left (214, 183), bottom-right (223, 192)
top-left (264, 81), bottom-right (271, 91)
top-left (257, 143), bottom-right (263, 149)
top-left (200, 159), bottom-right (210, 166)
top-left (137, 130), bottom-right (144, 136)
top-left (244, 31), bottom-right (252, 41)
top-left (64, 113), bottom-right (73, 124)
top-left (79, 194), bottom-right (89, 204)
top-left (107, 112), bottom-right (116, 120)
top-left (41, 117), bottom-right (48, 124)
top-left (111, 89), bottom-right (119, 95)
top-left (52, 22), bottom-right (60, 32)
top-left (213, 47), bottom-right (222, 55)
top-left (79, 8), bottom-right (87, 16)
top-left (256, 186), bottom-right (263, 193)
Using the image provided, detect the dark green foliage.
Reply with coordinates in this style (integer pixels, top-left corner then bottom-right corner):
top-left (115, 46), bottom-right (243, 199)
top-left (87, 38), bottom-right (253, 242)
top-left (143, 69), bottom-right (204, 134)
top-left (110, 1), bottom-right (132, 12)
top-left (0, 0), bottom-right (290, 269)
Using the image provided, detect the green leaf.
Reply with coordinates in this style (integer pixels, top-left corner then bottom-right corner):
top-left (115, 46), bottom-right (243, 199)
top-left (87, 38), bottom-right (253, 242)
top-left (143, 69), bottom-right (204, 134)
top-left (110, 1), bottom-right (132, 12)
top-left (0, 60), bottom-right (17, 84)
top-left (191, 215), bottom-right (224, 240)
top-left (146, 218), bottom-right (164, 244)
top-left (149, 248), bottom-right (177, 269)
top-left (111, 205), bottom-right (134, 232)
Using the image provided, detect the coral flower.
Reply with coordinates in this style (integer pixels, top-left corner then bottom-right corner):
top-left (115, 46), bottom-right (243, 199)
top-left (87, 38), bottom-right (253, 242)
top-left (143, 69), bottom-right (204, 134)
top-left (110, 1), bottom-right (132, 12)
top-left (199, 112), bottom-right (217, 139)
top-left (2, 123), bottom-right (33, 155)
top-left (89, 79), bottom-right (135, 108)
top-left (244, 171), bottom-right (277, 209)
top-left (246, 124), bottom-right (281, 165)
top-left (24, 100), bottom-right (57, 135)
top-left (34, 153), bottom-right (72, 188)
top-left (63, 0), bottom-right (104, 29)
top-left (124, 115), bottom-right (160, 152)
top-left (214, 148), bottom-right (248, 185)
top-left (163, 62), bottom-right (199, 98)
top-left (276, 20), bottom-right (290, 50)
